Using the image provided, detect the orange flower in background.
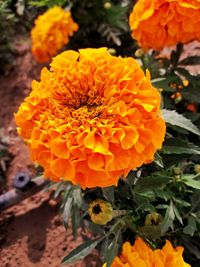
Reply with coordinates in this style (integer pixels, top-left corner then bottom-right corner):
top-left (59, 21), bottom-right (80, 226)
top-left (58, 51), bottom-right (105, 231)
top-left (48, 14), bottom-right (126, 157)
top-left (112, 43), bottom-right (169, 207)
top-left (129, 0), bottom-right (200, 50)
top-left (15, 48), bottom-right (166, 189)
top-left (104, 237), bottom-right (191, 267)
top-left (31, 6), bottom-right (78, 62)
top-left (186, 103), bottom-right (197, 112)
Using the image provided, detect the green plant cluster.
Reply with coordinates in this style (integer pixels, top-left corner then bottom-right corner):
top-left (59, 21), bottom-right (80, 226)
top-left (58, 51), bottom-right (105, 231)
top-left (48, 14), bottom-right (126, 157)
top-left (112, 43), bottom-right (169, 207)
top-left (0, 0), bottom-right (37, 72)
top-left (0, 129), bottom-right (12, 192)
top-left (0, 0), bottom-right (136, 72)
top-left (0, 0), bottom-right (17, 72)
top-left (29, 0), bottom-right (134, 50)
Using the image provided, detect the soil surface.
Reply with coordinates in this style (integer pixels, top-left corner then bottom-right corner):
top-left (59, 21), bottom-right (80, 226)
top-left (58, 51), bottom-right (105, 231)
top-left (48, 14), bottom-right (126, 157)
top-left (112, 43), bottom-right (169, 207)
top-left (0, 37), bottom-right (101, 267)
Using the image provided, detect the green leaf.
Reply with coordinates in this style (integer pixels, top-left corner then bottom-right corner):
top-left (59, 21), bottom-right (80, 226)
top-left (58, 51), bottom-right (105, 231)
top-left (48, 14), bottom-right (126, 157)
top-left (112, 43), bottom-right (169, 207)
top-left (71, 205), bottom-right (80, 239)
top-left (72, 186), bottom-right (83, 208)
top-left (162, 109), bottom-right (200, 136)
top-left (182, 174), bottom-right (200, 189)
top-left (173, 197), bottom-right (191, 207)
top-left (62, 238), bottom-right (101, 265)
top-left (162, 138), bottom-right (200, 155)
top-left (137, 202), bottom-right (156, 213)
top-left (53, 182), bottom-right (64, 198)
top-left (183, 217), bottom-right (197, 236)
top-left (181, 236), bottom-right (200, 260)
top-left (174, 68), bottom-right (197, 84)
top-left (62, 184), bottom-right (73, 203)
top-left (102, 186), bottom-right (115, 204)
top-left (139, 225), bottom-right (161, 239)
top-left (152, 75), bottom-right (182, 92)
top-left (171, 43), bottom-right (183, 67)
top-left (104, 233), bottom-right (120, 267)
top-left (181, 81), bottom-right (200, 103)
top-left (179, 56), bottom-right (200, 66)
top-left (173, 205), bottom-right (183, 225)
top-left (136, 191), bottom-right (155, 200)
top-left (63, 196), bottom-right (72, 229)
top-left (155, 190), bottom-right (174, 201)
top-left (162, 154), bottom-right (190, 168)
top-left (154, 153), bottom-right (164, 168)
top-left (106, 5), bottom-right (129, 31)
top-left (29, 0), bottom-right (67, 8)
top-left (161, 201), bottom-right (175, 234)
top-left (156, 204), bottom-right (169, 209)
top-left (134, 174), bottom-right (171, 193)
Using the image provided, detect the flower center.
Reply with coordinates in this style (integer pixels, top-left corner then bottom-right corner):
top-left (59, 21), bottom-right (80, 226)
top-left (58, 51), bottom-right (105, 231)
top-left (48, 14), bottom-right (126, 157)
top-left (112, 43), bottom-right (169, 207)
top-left (68, 94), bottom-right (107, 122)
top-left (52, 83), bottom-right (109, 123)
top-left (92, 204), bottom-right (102, 215)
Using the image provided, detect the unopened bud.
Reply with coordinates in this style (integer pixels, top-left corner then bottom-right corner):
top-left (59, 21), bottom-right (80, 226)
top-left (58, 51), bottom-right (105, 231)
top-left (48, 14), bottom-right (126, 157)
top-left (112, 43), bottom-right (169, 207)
top-left (135, 48), bottom-right (144, 58)
top-left (173, 167), bottom-right (182, 175)
top-left (104, 2), bottom-right (112, 9)
top-left (108, 48), bottom-right (116, 55)
top-left (145, 212), bottom-right (162, 226)
top-left (194, 164), bottom-right (200, 174)
top-left (88, 199), bottom-right (113, 225)
top-left (183, 79), bottom-right (189, 87)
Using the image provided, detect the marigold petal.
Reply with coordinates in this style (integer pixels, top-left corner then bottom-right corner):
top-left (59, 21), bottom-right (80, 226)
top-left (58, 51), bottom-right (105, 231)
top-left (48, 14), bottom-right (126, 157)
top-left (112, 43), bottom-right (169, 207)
top-left (51, 158), bottom-right (75, 180)
top-left (51, 139), bottom-right (70, 159)
top-left (84, 131), bottom-right (109, 154)
top-left (88, 153), bottom-right (105, 170)
top-left (121, 127), bottom-right (139, 149)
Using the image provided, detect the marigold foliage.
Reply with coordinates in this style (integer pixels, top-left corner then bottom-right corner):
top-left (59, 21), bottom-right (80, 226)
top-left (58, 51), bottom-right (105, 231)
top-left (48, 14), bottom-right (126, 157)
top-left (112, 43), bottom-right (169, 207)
top-left (105, 237), bottom-right (191, 267)
top-left (88, 199), bottom-right (113, 225)
top-left (15, 48), bottom-right (166, 189)
top-left (129, 0), bottom-right (200, 50)
top-left (31, 6), bottom-right (78, 62)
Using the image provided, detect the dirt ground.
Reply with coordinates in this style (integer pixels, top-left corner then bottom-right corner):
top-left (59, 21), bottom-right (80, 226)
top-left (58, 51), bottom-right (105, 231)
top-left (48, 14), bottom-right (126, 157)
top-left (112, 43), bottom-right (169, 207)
top-left (0, 38), bottom-right (101, 267)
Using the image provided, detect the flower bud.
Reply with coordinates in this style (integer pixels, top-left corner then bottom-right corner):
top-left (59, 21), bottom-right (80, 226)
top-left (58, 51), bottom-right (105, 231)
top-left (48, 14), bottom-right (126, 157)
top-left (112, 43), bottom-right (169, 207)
top-left (88, 199), bottom-right (113, 225)
top-left (194, 164), bottom-right (200, 174)
top-left (108, 48), bottom-right (116, 55)
top-left (173, 167), bottom-right (182, 175)
top-left (145, 212), bottom-right (162, 226)
top-left (135, 48), bottom-right (144, 58)
top-left (183, 79), bottom-right (189, 87)
top-left (104, 2), bottom-right (112, 9)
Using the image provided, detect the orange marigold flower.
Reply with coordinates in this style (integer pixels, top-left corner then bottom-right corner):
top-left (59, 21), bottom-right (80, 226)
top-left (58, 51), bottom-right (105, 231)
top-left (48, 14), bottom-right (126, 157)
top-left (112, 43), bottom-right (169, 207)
top-left (15, 48), bottom-right (166, 189)
top-left (129, 0), bottom-right (200, 50)
top-left (31, 6), bottom-right (78, 63)
top-left (104, 237), bottom-right (191, 267)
